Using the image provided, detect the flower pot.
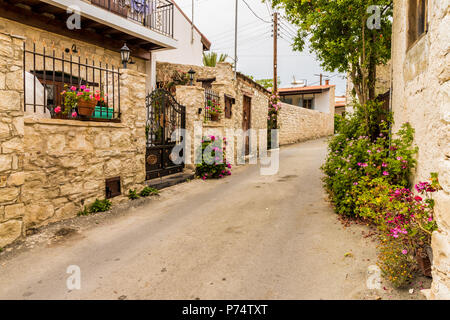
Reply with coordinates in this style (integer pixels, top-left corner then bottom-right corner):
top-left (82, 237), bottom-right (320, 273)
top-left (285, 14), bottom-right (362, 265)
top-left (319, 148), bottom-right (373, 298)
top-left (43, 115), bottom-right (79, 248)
top-left (416, 247), bottom-right (432, 277)
top-left (210, 113), bottom-right (219, 121)
top-left (53, 113), bottom-right (68, 119)
top-left (77, 99), bottom-right (97, 117)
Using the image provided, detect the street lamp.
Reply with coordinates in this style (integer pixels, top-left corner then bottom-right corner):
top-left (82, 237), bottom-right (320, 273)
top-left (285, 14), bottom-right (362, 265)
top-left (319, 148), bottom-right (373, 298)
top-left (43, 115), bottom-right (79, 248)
top-left (120, 43), bottom-right (130, 69)
top-left (188, 69), bottom-right (196, 86)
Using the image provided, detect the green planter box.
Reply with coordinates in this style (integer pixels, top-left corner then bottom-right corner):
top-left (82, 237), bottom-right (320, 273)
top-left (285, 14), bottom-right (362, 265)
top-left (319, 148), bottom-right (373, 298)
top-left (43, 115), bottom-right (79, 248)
top-left (92, 106), bottom-right (114, 119)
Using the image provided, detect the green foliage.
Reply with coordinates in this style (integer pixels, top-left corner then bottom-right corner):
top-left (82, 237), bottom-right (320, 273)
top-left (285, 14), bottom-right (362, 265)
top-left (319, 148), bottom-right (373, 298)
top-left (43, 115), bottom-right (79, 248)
top-left (322, 102), bottom-right (417, 216)
top-left (334, 114), bottom-right (343, 133)
top-left (139, 187), bottom-right (159, 197)
top-left (321, 99), bottom-right (442, 287)
top-left (89, 199), bottom-right (112, 213)
top-left (255, 77), bottom-right (281, 90)
top-left (196, 135), bottom-right (232, 180)
top-left (270, 0), bottom-right (392, 102)
top-left (203, 52), bottom-right (228, 67)
top-left (128, 189), bottom-right (140, 200)
top-left (78, 199), bottom-right (112, 216)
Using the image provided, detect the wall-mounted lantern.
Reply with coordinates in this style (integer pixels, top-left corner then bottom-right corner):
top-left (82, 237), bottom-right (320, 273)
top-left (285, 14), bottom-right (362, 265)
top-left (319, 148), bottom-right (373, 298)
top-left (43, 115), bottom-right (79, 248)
top-left (188, 69), bottom-right (196, 86)
top-left (120, 43), bottom-right (131, 69)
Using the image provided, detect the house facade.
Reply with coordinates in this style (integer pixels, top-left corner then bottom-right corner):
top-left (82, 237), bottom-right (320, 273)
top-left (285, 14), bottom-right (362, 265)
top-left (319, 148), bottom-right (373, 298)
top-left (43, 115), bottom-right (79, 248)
top-left (335, 95), bottom-right (347, 115)
top-left (0, 0), bottom-right (184, 247)
top-left (391, 0), bottom-right (449, 299)
top-left (278, 82), bottom-right (336, 114)
top-left (149, 1), bottom-right (211, 91)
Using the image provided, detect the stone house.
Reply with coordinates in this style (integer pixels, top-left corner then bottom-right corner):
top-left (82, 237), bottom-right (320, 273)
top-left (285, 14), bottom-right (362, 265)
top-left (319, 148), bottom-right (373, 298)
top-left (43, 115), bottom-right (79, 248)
top-left (0, 0), bottom-right (209, 247)
top-left (156, 61), bottom-right (270, 163)
top-left (391, 0), bottom-right (449, 299)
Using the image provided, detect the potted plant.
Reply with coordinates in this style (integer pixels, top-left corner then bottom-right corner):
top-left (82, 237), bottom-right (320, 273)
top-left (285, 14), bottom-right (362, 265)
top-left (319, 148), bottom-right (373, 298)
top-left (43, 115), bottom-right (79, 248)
top-left (206, 99), bottom-right (222, 121)
top-left (75, 85), bottom-right (97, 116)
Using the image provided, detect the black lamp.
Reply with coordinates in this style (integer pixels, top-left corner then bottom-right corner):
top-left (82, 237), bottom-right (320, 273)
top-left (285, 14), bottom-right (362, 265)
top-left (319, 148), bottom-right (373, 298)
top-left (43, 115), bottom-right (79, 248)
top-left (120, 43), bottom-right (131, 69)
top-left (188, 69), bottom-right (196, 86)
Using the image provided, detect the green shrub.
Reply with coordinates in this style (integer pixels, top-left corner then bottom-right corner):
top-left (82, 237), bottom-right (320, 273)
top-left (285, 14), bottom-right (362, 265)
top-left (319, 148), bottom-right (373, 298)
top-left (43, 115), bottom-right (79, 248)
top-left (334, 114), bottom-right (343, 133)
top-left (89, 199), bottom-right (112, 213)
top-left (139, 186), bottom-right (159, 197)
top-left (128, 189), bottom-right (140, 200)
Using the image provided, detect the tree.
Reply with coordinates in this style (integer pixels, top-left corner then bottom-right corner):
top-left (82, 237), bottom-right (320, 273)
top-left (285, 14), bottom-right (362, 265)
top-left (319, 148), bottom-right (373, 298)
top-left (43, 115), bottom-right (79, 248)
top-left (203, 52), bottom-right (229, 67)
top-left (255, 77), bottom-right (281, 90)
top-left (270, 0), bottom-right (392, 104)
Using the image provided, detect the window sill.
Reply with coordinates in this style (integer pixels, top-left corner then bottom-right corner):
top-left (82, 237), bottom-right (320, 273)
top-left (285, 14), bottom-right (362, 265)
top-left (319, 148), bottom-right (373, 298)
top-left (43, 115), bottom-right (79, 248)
top-left (24, 118), bottom-right (125, 128)
top-left (407, 31), bottom-right (428, 53)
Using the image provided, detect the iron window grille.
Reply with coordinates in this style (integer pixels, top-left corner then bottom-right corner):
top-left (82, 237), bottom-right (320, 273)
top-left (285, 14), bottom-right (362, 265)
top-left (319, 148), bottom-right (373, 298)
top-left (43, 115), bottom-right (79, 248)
top-left (23, 43), bottom-right (121, 122)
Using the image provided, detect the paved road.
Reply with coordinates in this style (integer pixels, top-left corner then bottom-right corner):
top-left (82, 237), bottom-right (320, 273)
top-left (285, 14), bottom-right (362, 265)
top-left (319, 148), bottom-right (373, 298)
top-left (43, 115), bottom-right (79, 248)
top-left (0, 139), bottom-right (425, 300)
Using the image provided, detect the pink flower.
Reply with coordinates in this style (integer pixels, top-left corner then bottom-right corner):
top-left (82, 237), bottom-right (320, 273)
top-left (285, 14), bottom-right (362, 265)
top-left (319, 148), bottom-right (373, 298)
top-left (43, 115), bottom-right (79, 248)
top-left (80, 85), bottom-right (86, 90)
top-left (367, 150), bottom-right (372, 153)
top-left (85, 88), bottom-right (90, 93)
top-left (54, 106), bottom-right (61, 113)
top-left (71, 111), bottom-right (77, 118)
top-left (70, 86), bottom-right (77, 91)
top-left (397, 156), bottom-right (402, 161)
top-left (383, 171), bottom-right (389, 176)
top-left (382, 162), bottom-right (388, 167)
top-left (353, 182), bottom-right (358, 186)
top-left (402, 249), bottom-right (408, 255)
top-left (414, 196), bottom-right (423, 202)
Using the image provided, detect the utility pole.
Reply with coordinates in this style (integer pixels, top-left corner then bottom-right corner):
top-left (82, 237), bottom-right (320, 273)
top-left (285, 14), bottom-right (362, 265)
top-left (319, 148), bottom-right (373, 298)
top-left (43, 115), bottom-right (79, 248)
top-left (234, 0), bottom-right (238, 78)
top-left (273, 11), bottom-right (278, 93)
top-left (314, 73), bottom-right (329, 86)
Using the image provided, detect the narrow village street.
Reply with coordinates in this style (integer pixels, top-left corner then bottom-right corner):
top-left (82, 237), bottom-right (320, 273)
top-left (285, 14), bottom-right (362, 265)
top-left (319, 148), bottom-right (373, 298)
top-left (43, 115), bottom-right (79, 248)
top-left (0, 139), bottom-right (428, 300)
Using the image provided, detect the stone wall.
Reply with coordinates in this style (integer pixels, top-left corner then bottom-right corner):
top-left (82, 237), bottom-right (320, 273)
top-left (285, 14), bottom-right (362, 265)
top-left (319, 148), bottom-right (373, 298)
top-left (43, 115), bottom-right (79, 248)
top-left (0, 32), bottom-right (25, 248)
top-left (0, 28), bottom-right (147, 247)
top-left (391, 0), bottom-right (450, 299)
top-left (278, 102), bottom-right (334, 145)
top-left (21, 69), bottom-right (147, 230)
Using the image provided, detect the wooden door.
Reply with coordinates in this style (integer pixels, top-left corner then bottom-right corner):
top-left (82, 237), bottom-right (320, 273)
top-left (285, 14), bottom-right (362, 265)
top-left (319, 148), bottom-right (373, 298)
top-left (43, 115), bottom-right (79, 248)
top-left (242, 95), bottom-right (252, 155)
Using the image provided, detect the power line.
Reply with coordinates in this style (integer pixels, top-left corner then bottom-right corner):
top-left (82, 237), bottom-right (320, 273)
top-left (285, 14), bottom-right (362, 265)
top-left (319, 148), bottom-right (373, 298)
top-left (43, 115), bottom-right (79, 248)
top-left (242, 0), bottom-right (272, 23)
top-left (211, 23), bottom-right (270, 43)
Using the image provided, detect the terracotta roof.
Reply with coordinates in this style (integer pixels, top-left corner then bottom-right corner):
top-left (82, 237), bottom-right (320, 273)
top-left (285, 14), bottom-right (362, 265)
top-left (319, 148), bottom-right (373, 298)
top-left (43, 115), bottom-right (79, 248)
top-left (172, 1), bottom-right (211, 50)
top-left (278, 85), bottom-right (335, 94)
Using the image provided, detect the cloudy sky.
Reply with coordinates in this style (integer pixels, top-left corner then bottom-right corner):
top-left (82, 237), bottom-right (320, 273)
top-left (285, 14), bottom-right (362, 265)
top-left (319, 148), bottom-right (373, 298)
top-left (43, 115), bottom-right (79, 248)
top-left (174, 0), bottom-right (347, 95)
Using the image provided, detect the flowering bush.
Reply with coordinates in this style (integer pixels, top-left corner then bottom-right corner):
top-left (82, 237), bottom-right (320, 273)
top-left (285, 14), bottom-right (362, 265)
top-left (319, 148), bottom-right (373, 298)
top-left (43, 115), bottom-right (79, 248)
top-left (206, 99), bottom-right (222, 116)
top-left (268, 92), bottom-right (281, 130)
top-left (322, 120), bottom-right (417, 216)
top-left (196, 135), bottom-right (232, 180)
top-left (321, 101), bottom-right (439, 287)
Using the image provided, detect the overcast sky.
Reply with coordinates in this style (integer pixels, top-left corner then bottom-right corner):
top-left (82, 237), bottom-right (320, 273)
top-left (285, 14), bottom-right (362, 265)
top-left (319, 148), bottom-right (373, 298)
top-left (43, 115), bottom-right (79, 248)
top-left (175, 0), bottom-right (347, 96)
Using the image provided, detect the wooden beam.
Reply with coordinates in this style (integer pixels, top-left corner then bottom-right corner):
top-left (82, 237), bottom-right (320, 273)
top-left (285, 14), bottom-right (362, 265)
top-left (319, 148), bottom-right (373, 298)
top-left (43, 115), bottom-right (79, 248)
top-left (0, 0), bottom-right (151, 60)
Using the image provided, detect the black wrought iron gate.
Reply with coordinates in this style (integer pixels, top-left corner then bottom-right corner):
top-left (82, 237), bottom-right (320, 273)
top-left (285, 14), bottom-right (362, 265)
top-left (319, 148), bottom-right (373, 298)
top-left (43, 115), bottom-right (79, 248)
top-left (145, 89), bottom-right (186, 180)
